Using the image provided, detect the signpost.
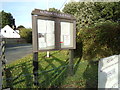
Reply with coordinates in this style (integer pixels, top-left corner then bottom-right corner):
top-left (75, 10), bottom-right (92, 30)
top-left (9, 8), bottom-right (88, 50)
top-left (31, 9), bottom-right (76, 86)
top-left (98, 55), bottom-right (120, 89)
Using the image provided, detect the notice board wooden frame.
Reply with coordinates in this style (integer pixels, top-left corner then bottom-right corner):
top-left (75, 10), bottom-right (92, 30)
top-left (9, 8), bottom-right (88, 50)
top-left (31, 9), bottom-right (76, 85)
top-left (32, 9), bottom-right (76, 52)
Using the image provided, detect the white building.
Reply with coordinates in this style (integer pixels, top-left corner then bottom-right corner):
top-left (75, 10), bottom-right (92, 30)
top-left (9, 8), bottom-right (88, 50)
top-left (0, 25), bottom-right (20, 38)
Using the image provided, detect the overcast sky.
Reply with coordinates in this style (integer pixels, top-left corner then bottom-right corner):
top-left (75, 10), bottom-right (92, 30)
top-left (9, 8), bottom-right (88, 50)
top-left (1, 0), bottom-right (72, 28)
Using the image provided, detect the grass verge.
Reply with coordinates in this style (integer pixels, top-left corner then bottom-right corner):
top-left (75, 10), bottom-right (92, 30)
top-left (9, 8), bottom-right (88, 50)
top-left (3, 50), bottom-right (98, 88)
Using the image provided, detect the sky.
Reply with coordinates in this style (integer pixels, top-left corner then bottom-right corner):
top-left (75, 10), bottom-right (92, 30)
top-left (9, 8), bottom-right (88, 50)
top-left (1, 0), bottom-right (73, 28)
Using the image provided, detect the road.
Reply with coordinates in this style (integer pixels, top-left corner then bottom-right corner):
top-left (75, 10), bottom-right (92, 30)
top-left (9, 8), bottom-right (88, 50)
top-left (5, 44), bottom-right (32, 64)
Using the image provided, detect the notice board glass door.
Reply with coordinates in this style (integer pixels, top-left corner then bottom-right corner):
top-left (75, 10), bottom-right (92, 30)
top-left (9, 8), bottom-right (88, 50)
top-left (37, 19), bottom-right (55, 50)
top-left (60, 22), bottom-right (74, 48)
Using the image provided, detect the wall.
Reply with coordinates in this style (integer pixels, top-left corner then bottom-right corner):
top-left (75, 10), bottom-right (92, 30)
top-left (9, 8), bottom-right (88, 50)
top-left (4, 38), bottom-right (26, 44)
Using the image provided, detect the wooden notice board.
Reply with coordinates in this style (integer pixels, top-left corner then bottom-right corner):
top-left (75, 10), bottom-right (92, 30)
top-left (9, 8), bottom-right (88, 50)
top-left (32, 9), bottom-right (76, 52)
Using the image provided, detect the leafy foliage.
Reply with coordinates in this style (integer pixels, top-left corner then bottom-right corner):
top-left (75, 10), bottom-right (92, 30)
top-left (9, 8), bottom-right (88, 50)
top-left (0, 10), bottom-right (16, 28)
top-left (63, 2), bottom-right (95, 29)
top-left (63, 2), bottom-right (120, 60)
top-left (48, 8), bottom-right (61, 13)
top-left (19, 28), bottom-right (32, 43)
top-left (79, 21), bottom-right (120, 60)
top-left (63, 2), bottom-right (120, 30)
top-left (17, 25), bottom-right (25, 30)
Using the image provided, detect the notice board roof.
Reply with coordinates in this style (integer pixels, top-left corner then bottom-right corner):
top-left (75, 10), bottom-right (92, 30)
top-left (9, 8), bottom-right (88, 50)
top-left (31, 9), bottom-right (76, 20)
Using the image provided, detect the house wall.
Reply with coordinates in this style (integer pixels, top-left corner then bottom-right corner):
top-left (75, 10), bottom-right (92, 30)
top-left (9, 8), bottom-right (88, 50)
top-left (1, 25), bottom-right (20, 38)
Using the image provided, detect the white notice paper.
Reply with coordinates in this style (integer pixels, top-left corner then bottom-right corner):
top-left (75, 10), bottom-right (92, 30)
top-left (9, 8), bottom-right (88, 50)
top-left (39, 37), bottom-right (45, 42)
top-left (61, 22), bottom-right (70, 35)
top-left (46, 20), bottom-right (54, 34)
top-left (64, 35), bottom-right (70, 46)
top-left (38, 19), bottom-right (46, 33)
top-left (39, 42), bottom-right (47, 48)
top-left (38, 37), bottom-right (46, 48)
top-left (46, 34), bottom-right (55, 46)
top-left (61, 35), bottom-right (64, 42)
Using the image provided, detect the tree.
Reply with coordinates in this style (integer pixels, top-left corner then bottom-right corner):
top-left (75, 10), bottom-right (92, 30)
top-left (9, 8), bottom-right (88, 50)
top-left (63, 2), bottom-right (120, 29)
top-left (48, 8), bottom-right (61, 13)
top-left (79, 21), bottom-right (120, 60)
top-left (93, 2), bottom-right (120, 22)
top-left (63, 2), bottom-right (95, 29)
top-left (63, 2), bottom-right (120, 59)
top-left (17, 25), bottom-right (25, 30)
top-left (0, 10), bottom-right (16, 29)
top-left (19, 28), bottom-right (32, 43)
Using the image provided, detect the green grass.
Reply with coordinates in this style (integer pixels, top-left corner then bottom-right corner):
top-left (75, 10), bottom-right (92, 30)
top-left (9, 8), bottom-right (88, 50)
top-left (3, 50), bottom-right (98, 88)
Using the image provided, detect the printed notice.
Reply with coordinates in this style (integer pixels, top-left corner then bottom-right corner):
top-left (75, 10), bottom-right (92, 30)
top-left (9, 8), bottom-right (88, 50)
top-left (39, 37), bottom-right (45, 42)
top-left (46, 20), bottom-right (55, 34)
top-left (46, 34), bottom-right (55, 46)
top-left (38, 19), bottom-right (46, 33)
top-left (61, 22), bottom-right (70, 35)
top-left (61, 35), bottom-right (64, 42)
top-left (38, 37), bottom-right (46, 48)
top-left (64, 35), bottom-right (70, 46)
top-left (39, 42), bottom-right (47, 48)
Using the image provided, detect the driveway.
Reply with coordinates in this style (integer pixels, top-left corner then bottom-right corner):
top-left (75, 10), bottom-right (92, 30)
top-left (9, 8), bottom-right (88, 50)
top-left (5, 44), bottom-right (32, 64)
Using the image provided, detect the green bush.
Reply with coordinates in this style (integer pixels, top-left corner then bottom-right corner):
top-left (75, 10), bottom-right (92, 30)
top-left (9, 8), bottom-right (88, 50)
top-left (63, 2), bottom-right (120, 30)
top-left (77, 21), bottom-right (120, 61)
top-left (19, 28), bottom-right (32, 43)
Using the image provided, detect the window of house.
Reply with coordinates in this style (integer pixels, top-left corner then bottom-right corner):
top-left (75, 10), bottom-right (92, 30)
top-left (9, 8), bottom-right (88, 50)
top-left (4, 30), bottom-right (6, 33)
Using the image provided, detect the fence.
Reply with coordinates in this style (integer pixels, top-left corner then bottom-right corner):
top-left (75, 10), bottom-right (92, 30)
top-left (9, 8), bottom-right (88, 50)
top-left (2, 49), bottom-right (98, 89)
top-left (2, 56), bottom-right (70, 88)
top-left (2, 51), bottom-right (88, 88)
top-left (0, 38), bottom-right (7, 89)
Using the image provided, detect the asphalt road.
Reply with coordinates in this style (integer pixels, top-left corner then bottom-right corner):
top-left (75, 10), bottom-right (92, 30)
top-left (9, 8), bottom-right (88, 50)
top-left (5, 44), bottom-right (32, 64)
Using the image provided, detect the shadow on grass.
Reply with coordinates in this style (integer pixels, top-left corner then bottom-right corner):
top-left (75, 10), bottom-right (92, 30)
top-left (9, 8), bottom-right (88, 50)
top-left (3, 48), bottom-right (83, 88)
top-left (3, 53), bottom-right (70, 88)
top-left (83, 61), bottom-right (98, 88)
top-left (4, 68), bottom-right (13, 88)
top-left (21, 63), bottom-right (33, 88)
top-left (3, 61), bottom-right (33, 88)
top-left (74, 40), bottom-right (83, 74)
top-left (38, 55), bottom-right (69, 88)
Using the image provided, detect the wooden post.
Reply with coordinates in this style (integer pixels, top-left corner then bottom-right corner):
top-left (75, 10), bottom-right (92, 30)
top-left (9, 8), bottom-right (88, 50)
top-left (118, 54), bottom-right (120, 90)
top-left (0, 39), bottom-right (6, 89)
top-left (33, 52), bottom-right (39, 86)
top-left (69, 49), bottom-right (74, 76)
top-left (47, 51), bottom-right (50, 58)
top-left (0, 61), bottom-right (1, 89)
top-left (0, 38), bottom-right (2, 90)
